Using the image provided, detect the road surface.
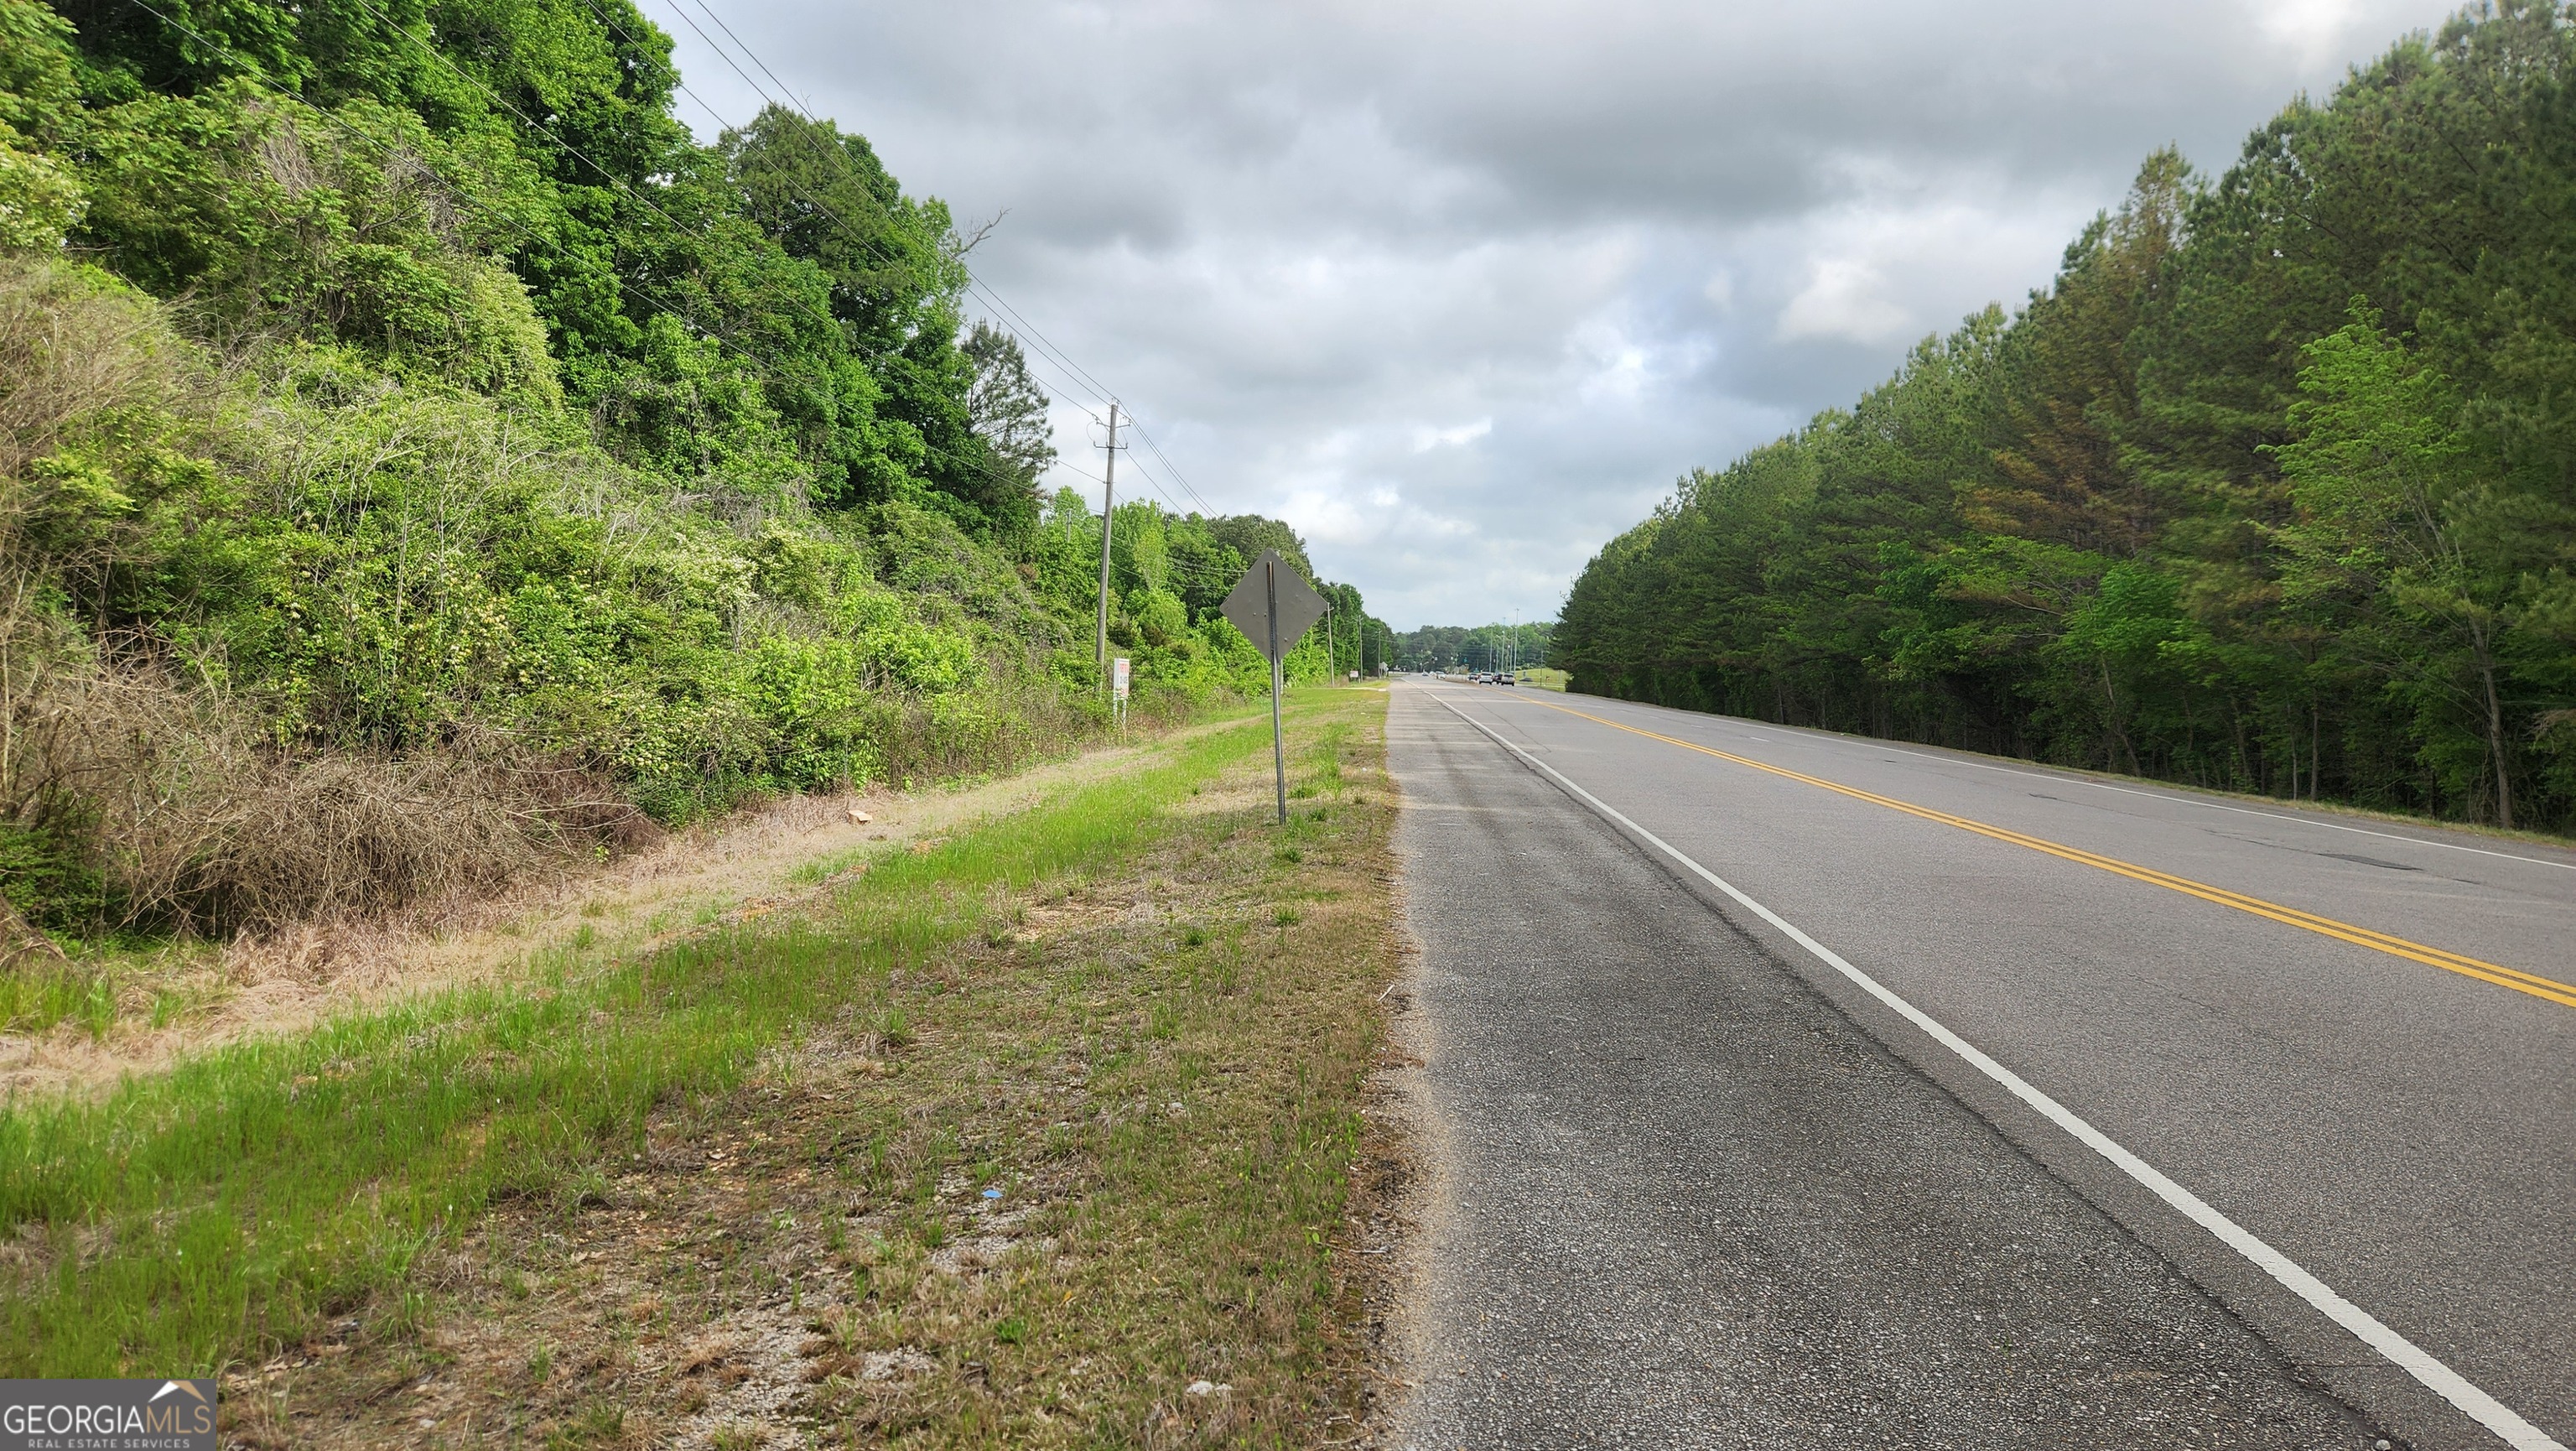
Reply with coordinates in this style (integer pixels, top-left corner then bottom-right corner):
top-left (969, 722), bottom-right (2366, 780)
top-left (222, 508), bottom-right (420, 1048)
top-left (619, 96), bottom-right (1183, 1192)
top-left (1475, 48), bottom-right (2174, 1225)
top-left (1385, 681), bottom-right (2573, 1450)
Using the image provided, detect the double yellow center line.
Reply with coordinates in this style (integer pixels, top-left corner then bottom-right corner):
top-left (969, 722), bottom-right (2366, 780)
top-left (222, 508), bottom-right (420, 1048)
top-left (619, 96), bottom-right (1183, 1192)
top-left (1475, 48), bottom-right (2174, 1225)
top-left (1498, 694), bottom-right (2576, 1012)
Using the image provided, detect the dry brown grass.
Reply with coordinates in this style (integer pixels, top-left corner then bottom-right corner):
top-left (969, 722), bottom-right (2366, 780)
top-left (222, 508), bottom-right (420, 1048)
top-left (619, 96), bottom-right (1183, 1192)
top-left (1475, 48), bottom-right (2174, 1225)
top-left (7, 662), bottom-right (657, 935)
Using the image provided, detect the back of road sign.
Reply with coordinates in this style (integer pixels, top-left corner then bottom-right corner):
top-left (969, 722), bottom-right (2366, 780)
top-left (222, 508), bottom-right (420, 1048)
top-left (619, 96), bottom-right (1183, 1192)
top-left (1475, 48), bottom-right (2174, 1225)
top-left (1221, 550), bottom-right (1324, 824)
top-left (1220, 550), bottom-right (1328, 663)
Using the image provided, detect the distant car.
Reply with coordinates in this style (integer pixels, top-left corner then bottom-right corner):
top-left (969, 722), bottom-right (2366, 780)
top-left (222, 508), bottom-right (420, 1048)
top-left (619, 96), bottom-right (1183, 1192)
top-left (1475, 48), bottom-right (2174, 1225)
top-left (1499, 673), bottom-right (1519, 685)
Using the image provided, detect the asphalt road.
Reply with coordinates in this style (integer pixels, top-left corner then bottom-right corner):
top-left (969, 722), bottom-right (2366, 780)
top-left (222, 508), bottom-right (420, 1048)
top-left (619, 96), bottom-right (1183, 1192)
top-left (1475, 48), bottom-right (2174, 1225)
top-left (1384, 681), bottom-right (2574, 1451)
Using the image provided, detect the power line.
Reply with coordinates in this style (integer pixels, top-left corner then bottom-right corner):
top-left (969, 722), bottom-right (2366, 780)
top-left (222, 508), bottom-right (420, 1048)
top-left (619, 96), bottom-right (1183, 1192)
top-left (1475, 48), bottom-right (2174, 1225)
top-left (616, 0), bottom-right (1130, 480)
top-left (668, 0), bottom-right (1203, 502)
top-left (678, 0), bottom-right (808, 112)
top-left (603, 0), bottom-right (1203, 521)
top-left (1125, 417), bottom-right (1215, 515)
top-left (636, 0), bottom-right (1119, 419)
top-left (655, 0), bottom-right (788, 132)
top-left (138, 0), bottom-right (1205, 537)
top-left (615, 0), bottom-right (1142, 475)
top-left (632, 0), bottom-right (1119, 421)
top-left (963, 279), bottom-right (1119, 413)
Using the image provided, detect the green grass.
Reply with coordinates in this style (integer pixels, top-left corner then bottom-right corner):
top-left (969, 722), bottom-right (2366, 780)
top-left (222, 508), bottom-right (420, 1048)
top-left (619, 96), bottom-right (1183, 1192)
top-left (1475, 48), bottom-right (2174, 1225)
top-left (0, 963), bottom-right (118, 1039)
top-left (0, 938), bottom-right (230, 1039)
top-left (0, 714), bottom-right (1298, 1377)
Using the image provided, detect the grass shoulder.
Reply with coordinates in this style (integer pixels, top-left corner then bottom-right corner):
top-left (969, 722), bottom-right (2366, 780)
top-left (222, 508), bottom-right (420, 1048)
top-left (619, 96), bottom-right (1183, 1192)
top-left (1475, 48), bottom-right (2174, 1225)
top-left (0, 689), bottom-right (1405, 1447)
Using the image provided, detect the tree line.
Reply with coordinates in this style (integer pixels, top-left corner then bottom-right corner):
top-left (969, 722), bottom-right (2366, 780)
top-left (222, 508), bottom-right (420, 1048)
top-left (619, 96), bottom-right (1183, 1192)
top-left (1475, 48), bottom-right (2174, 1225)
top-left (1554, 3), bottom-right (2576, 830)
top-left (1394, 622), bottom-right (1552, 673)
top-left (1029, 495), bottom-right (1392, 692)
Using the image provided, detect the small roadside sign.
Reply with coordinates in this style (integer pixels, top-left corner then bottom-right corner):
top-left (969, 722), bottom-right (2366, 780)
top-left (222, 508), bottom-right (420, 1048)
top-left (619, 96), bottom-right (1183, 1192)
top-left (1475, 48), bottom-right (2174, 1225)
top-left (1220, 550), bottom-right (1327, 664)
top-left (1112, 656), bottom-right (1130, 701)
top-left (1219, 550), bottom-right (1328, 823)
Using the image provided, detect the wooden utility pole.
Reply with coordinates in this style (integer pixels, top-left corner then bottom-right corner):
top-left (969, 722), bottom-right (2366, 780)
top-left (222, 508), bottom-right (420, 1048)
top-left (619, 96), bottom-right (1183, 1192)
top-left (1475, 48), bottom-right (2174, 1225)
top-left (1094, 402), bottom-right (1119, 690)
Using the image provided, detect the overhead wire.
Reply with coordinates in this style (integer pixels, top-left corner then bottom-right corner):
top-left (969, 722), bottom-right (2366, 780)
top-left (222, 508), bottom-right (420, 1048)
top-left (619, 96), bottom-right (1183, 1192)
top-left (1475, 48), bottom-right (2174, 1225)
top-left (138, 0), bottom-right (1206, 535)
top-left (620, 0), bottom-right (1156, 491)
top-left (577, 0), bottom-right (1075, 459)
top-left (674, 0), bottom-right (808, 117)
top-left (582, 0), bottom-right (1093, 442)
top-left (646, 0), bottom-right (787, 133)
top-left (1125, 418), bottom-right (1216, 514)
top-left (660, 0), bottom-right (1212, 507)
top-left (342, 0), bottom-right (1091, 511)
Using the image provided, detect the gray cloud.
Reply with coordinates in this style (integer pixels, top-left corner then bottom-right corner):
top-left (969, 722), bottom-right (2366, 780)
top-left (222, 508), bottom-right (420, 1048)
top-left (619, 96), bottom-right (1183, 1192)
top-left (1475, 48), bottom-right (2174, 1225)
top-left (656, 0), bottom-right (2459, 627)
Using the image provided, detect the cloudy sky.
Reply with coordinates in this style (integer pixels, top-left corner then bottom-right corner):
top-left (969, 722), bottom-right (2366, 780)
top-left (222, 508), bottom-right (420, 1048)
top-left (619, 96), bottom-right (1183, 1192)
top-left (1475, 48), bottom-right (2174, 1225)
top-left (657, 0), bottom-right (2458, 629)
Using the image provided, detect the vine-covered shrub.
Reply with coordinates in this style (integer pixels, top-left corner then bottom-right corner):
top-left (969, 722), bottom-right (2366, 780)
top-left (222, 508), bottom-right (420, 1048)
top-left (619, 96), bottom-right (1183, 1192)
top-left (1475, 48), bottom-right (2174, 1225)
top-left (0, 259), bottom-right (1085, 933)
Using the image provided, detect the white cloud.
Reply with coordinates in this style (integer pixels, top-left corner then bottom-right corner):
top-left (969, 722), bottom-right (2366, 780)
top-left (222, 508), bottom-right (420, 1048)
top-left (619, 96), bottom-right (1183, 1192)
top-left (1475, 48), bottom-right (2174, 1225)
top-left (662, 0), bottom-right (2460, 627)
top-left (2261, 0), bottom-right (2376, 67)
top-left (1777, 257), bottom-right (1910, 345)
top-left (1411, 419), bottom-right (1493, 452)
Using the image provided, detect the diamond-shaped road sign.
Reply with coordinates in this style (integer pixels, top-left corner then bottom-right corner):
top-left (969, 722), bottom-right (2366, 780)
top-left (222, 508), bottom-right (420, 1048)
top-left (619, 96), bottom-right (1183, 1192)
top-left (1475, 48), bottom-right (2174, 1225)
top-left (1220, 549), bottom-right (1328, 664)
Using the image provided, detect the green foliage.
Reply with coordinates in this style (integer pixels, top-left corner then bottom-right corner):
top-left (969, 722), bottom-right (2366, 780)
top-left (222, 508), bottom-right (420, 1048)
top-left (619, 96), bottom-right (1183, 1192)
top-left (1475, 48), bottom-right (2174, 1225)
top-left (1394, 621), bottom-right (1548, 673)
top-left (0, 265), bottom-right (1088, 841)
top-left (71, 84), bottom-right (560, 403)
top-left (0, 134), bottom-right (79, 251)
top-left (1559, 5), bottom-right (2576, 830)
top-left (0, 0), bottom-right (1339, 939)
top-left (1026, 488), bottom-right (1384, 695)
top-left (0, 819), bottom-right (111, 931)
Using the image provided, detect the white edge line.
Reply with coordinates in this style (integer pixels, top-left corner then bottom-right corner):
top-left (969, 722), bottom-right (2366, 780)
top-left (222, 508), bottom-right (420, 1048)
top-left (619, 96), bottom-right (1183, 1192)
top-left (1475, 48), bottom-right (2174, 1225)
top-left (1424, 690), bottom-right (2563, 1451)
top-left (1530, 691), bottom-right (2576, 873)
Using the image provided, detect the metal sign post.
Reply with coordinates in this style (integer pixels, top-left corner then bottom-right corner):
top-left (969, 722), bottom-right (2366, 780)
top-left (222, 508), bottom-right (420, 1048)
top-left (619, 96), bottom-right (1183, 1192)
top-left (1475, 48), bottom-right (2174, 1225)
top-left (1219, 549), bottom-right (1328, 824)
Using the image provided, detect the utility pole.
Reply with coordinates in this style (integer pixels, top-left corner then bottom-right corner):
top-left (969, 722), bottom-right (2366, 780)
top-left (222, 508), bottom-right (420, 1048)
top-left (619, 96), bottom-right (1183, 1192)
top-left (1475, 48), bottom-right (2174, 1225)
top-left (1094, 402), bottom-right (1119, 692)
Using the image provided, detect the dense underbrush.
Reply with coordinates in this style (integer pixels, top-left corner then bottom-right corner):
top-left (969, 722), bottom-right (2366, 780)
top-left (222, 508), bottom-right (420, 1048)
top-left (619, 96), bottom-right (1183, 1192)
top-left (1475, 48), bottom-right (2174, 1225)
top-left (0, 258), bottom-right (1098, 944)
